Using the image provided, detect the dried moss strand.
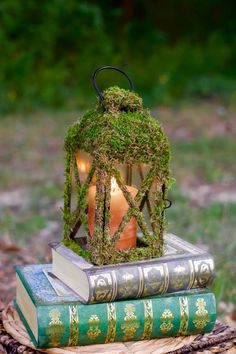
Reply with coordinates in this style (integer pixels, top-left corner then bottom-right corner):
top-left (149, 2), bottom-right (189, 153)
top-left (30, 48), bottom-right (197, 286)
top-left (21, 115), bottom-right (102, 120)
top-left (72, 155), bottom-right (80, 186)
top-left (68, 163), bottom-right (96, 240)
top-left (150, 187), bottom-right (165, 256)
top-left (112, 209), bottom-right (133, 244)
top-left (80, 212), bottom-right (90, 237)
top-left (95, 170), bottom-right (106, 238)
top-left (63, 151), bottom-right (72, 240)
top-left (138, 164), bottom-right (152, 217)
top-left (69, 216), bottom-right (82, 240)
top-left (100, 173), bottom-right (114, 264)
top-left (89, 170), bottom-right (106, 264)
top-left (133, 168), bottom-right (165, 245)
top-left (73, 163), bottom-right (96, 215)
top-left (155, 179), bottom-right (169, 253)
top-left (104, 174), bottom-right (111, 239)
top-left (64, 152), bottom-right (72, 214)
top-left (135, 167), bottom-right (157, 204)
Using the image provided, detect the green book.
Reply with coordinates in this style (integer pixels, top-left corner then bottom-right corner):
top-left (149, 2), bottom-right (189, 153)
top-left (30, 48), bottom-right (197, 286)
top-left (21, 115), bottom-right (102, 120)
top-left (15, 264), bottom-right (217, 349)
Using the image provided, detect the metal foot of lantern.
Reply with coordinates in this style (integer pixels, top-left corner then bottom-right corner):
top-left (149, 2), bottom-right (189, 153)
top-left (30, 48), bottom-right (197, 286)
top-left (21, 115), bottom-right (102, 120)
top-left (62, 66), bottom-right (171, 265)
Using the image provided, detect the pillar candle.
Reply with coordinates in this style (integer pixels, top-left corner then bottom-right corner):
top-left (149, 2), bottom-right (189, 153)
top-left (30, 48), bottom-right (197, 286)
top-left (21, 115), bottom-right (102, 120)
top-left (88, 177), bottom-right (138, 250)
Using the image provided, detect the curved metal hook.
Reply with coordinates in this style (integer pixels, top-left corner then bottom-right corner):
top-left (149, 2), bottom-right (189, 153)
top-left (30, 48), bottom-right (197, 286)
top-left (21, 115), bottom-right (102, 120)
top-left (164, 199), bottom-right (172, 209)
top-left (92, 66), bottom-right (135, 101)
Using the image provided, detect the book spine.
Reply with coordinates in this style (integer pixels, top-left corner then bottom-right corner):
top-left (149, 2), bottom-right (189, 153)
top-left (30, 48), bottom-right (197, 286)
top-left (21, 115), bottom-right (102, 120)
top-left (37, 291), bottom-right (216, 348)
top-left (87, 255), bottom-right (215, 303)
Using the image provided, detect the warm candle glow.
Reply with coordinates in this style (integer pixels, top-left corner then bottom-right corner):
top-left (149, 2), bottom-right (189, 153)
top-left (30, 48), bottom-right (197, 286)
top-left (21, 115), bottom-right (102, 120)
top-left (75, 151), bottom-right (92, 183)
top-left (76, 159), bottom-right (90, 174)
top-left (78, 161), bottom-right (87, 173)
top-left (111, 177), bottom-right (119, 193)
top-left (88, 177), bottom-right (138, 250)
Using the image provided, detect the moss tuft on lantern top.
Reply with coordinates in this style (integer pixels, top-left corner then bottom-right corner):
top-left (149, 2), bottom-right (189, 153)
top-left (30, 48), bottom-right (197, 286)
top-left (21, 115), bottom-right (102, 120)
top-left (102, 86), bottom-right (143, 113)
top-left (65, 86), bottom-right (169, 166)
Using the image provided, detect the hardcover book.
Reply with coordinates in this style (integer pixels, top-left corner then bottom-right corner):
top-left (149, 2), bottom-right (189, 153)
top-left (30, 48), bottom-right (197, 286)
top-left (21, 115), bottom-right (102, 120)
top-left (15, 264), bottom-right (217, 349)
top-left (50, 233), bottom-right (215, 304)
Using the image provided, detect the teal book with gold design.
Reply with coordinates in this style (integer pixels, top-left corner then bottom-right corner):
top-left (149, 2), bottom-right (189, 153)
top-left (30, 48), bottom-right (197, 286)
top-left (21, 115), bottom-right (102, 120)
top-left (15, 264), bottom-right (217, 349)
top-left (50, 233), bottom-right (215, 304)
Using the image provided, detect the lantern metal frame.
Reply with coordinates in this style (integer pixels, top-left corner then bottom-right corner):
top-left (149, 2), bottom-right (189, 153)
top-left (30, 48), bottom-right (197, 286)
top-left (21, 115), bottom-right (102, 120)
top-left (62, 67), bottom-right (171, 265)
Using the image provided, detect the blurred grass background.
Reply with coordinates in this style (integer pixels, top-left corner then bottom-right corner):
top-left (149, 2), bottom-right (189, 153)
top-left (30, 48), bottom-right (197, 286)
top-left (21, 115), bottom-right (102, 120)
top-left (1, 0), bottom-right (236, 111)
top-left (0, 0), bottom-right (236, 314)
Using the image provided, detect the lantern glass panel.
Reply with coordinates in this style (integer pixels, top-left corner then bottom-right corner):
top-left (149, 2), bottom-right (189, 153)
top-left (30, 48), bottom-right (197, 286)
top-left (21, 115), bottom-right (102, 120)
top-left (75, 150), bottom-right (94, 184)
top-left (116, 163), bottom-right (150, 188)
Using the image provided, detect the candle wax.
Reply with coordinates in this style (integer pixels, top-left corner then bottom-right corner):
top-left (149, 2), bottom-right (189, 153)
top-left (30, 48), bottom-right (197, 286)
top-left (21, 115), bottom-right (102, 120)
top-left (88, 181), bottom-right (138, 251)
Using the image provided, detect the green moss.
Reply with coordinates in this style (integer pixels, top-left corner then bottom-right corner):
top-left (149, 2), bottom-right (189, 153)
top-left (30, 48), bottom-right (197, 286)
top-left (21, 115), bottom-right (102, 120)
top-left (65, 87), bottom-right (169, 165)
top-left (62, 86), bottom-right (171, 265)
top-left (62, 239), bottom-right (91, 260)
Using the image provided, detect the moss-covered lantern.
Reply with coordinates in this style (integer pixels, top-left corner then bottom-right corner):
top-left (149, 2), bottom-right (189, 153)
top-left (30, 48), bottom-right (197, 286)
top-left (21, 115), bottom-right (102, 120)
top-left (63, 66), bottom-right (171, 265)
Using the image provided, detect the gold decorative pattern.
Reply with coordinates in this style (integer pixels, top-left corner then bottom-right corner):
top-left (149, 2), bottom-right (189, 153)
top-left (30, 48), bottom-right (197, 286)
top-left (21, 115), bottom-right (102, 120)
top-left (188, 259), bottom-right (195, 289)
top-left (119, 272), bottom-right (136, 298)
top-left (162, 263), bottom-right (169, 294)
top-left (178, 297), bottom-right (189, 335)
top-left (143, 265), bottom-right (165, 296)
top-left (90, 273), bottom-right (113, 303)
top-left (141, 299), bottom-right (153, 340)
top-left (171, 265), bottom-right (186, 290)
top-left (193, 298), bottom-right (210, 331)
top-left (111, 270), bottom-right (118, 301)
top-left (87, 315), bottom-right (101, 340)
top-left (121, 304), bottom-right (140, 341)
top-left (137, 266), bottom-right (144, 297)
top-left (193, 259), bottom-right (214, 287)
top-left (105, 303), bottom-right (117, 343)
top-left (68, 305), bottom-right (79, 346)
top-left (46, 309), bottom-right (64, 347)
top-left (160, 309), bottom-right (174, 334)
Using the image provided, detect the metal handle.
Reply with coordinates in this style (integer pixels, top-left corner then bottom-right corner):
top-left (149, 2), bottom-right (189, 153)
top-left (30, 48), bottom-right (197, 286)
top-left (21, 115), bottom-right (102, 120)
top-left (164, 199), bottom-right (172, 209)
top-left (92, 66), bottom-right (135, 101)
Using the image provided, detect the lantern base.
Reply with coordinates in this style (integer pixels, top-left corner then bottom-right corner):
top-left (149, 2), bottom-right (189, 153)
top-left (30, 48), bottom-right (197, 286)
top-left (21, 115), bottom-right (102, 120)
top-left (62, 230), bottom-right (164, 265)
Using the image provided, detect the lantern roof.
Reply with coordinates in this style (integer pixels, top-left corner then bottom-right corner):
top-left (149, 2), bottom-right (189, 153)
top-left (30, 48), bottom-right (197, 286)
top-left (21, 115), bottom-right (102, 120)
top-left (65, 86), bottom-right (169, 165)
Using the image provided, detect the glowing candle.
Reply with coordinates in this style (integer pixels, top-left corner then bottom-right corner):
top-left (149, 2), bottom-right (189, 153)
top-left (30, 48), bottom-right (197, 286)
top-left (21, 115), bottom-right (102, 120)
top-left (88, 177), bottom-right (138, 250)
top-left (75, 151), bottom-right (92, 183)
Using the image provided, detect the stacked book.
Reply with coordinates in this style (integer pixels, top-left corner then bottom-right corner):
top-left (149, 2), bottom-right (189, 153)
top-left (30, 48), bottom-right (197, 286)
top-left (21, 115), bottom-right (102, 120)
top-left (15, 233), bottom-right (217, 349)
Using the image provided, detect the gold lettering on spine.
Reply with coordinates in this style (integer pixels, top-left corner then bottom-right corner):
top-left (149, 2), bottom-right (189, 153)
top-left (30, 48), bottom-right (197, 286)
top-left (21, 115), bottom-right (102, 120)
top-left (105, 303), bottom-right (117, 343)
top-left (111, 270), bottom-right (118, 301)
top-left (188, 260), bottom-right (195, 289)
top-left (178, 297), bottom-right (189, 335)
top-left (68, 305), bottom-right (79, 346)
top-left (160, 309), bottom-right (174, 334)
top-left (121, 304), bottom-right (140, 341)
top-left (87, 315), bottom-right (101, 340)
top-left (137, 266), bottom-right (144, 298)
top-left (193, 298), bottom-right (210, 331)
top-left (141, 299), bottom-right (153, 339)
top-left (162, 263), bottom-right (169, 294)
top-left (46, 309), bottom-right (64, 347)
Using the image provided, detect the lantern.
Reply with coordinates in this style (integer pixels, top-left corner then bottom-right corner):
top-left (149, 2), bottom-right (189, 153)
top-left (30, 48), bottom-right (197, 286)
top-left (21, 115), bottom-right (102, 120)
top-left (63, 66), bottom-right (171, 265)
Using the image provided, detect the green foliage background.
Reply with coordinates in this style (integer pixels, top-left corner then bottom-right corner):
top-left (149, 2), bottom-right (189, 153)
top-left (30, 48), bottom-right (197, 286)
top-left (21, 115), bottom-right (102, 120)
top-left (1, 0), bottom-right (236, 112)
